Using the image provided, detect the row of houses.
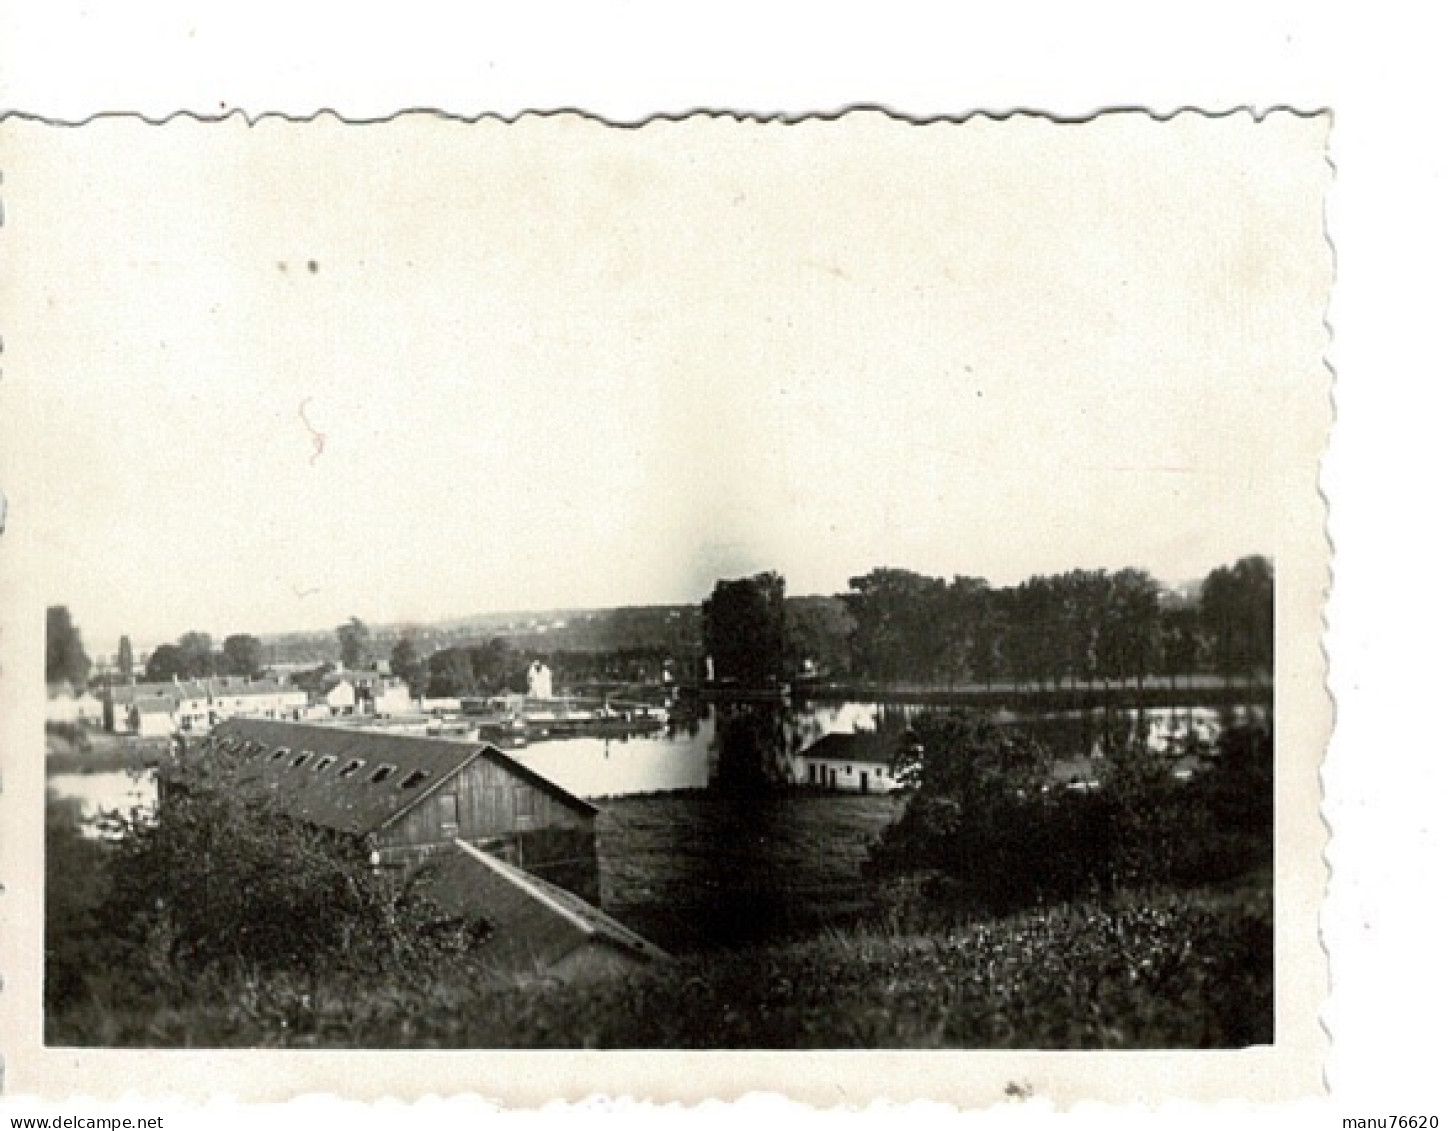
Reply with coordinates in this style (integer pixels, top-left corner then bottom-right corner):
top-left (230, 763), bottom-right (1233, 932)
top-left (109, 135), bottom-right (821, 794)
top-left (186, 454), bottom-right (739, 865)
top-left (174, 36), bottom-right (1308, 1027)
top-left (95, 669), bottom-right (414, 737)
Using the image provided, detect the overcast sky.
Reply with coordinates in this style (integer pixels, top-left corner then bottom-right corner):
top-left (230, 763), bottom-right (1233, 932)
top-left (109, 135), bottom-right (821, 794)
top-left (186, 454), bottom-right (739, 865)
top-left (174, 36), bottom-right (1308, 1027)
top-left (4, 112), bottom-right (1331, 654)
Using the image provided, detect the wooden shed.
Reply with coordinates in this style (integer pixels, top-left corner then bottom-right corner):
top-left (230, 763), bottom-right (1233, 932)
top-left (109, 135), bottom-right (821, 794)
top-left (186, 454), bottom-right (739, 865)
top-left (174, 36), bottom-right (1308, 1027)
top-left (195, 718), bottom-right (601, 903)
top-left (421, 840), bottom-right (671, 979)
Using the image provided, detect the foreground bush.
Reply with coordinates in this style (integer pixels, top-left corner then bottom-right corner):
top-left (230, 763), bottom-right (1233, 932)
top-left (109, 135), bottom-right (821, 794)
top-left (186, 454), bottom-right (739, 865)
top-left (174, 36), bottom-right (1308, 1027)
top-left (45, 755), bottom-right (483, 1017)
top-left (47, 884), bottom-right (1269, 1049)
top-left (866, 712), bottom-right (1273, 915)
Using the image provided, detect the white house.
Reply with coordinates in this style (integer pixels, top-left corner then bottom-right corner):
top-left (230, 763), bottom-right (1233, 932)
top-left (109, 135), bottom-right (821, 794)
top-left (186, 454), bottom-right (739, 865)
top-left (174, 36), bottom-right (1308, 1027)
top-left (320, 668), bottom-right (413, 717)
top-left (372, 680), bottom-right (413, 717)
top-left (527, 661), bottom-right (554, 700)
top-left (324, 679), bottom-right (358, 715)
top-left (792, 730), bottom-right (907, 794)
top-left (106, 676), bottom-right (309, 736)
top-left (46, 683), bottom-right (103, 725)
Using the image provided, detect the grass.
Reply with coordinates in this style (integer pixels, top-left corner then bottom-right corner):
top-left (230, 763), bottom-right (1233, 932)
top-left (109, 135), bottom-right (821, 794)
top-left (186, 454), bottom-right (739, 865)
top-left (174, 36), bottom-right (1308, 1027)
top-left (46, 880), bottom-right (1270, 1049)
top-left (596, 792), bottom-right (904, 951)
top-left (44, 780), bottom-right (1272, 1049)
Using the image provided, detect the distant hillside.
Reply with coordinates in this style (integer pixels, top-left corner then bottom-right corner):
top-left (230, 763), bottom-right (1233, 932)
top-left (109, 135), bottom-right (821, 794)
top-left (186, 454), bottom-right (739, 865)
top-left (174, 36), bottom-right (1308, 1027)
top-left (254, 597), bottom-right (855, 669)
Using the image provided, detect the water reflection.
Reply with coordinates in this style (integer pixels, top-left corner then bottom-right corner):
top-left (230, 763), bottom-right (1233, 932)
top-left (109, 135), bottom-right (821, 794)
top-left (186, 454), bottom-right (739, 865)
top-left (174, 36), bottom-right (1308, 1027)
top-left (48, 770), bottom-right (157, 836)
top-left (509, 698), bottom-right (1246, 800)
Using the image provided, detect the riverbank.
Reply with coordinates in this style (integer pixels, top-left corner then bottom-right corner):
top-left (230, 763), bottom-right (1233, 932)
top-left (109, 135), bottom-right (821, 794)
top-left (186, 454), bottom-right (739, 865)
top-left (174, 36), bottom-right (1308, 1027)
top-left (45, 725), bottom-right (169, 774)
top-left (686, 677), bottom-right (1273, 712)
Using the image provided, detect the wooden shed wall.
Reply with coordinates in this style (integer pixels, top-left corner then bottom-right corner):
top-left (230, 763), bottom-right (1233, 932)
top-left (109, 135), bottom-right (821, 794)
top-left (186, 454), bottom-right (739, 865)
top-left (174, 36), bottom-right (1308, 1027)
top-left (378, 758), bottom-right (599, 902)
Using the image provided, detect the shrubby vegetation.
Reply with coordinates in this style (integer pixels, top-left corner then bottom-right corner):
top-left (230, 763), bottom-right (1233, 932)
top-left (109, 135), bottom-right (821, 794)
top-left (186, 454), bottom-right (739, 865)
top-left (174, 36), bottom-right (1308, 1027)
top-left (44, 753), bottom-right (486, 1021)
top-left (46, 708), bottom-right (1273, 1048)
top-left (694, 555), bottom-right (1272, 691)
top-left (47, 882), bottom-right (1269, 1049)
top-left (868, 711), bottom-right (1273, 917)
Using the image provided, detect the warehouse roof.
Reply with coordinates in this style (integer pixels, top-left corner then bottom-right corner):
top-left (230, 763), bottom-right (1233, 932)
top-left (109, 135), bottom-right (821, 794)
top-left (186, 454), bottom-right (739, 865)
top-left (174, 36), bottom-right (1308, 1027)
top-left (189, 718), bottom-right (596, 836)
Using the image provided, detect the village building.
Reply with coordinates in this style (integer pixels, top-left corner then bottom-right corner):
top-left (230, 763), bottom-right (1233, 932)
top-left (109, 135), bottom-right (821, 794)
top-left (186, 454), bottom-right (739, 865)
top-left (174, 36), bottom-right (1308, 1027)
top-left (321, 668), bottom-right (413, 717)
top-left (45, 681), bottom-right (103, 726)
top-left (104, 677), bottom-right (308, 736)
top-left (194, 718), bottom-right (602, 899)
top-left (425, 841), bottom-right (670, 979)
top-left (792, 730), bottom-right (906, 794)
top-left (182, 718), bottom-right (665, 978)
top-left (323, 679), bottom-right (357, 715)
top-left (527, 660), bottom-right (554, 700)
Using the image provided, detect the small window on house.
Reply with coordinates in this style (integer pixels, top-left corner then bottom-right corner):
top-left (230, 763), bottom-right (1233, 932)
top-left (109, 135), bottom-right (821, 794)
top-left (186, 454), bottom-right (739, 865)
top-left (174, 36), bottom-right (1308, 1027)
top-left (369, 764), bottom-right (397, 784)
top-left (876, 767), bottom-right (884, 777)
top-left (290, 751), bottom-right (312, 768)
top-left (399, 770), bottom-right (429, 790)
top-left (314, 756), bottom-right (337, 773)
top-left (270, 747), bottom-right (291, 762)
top-left (339, 758), bottom-right (366, 778)
top-left (439, 792), bottom-right (459, 829)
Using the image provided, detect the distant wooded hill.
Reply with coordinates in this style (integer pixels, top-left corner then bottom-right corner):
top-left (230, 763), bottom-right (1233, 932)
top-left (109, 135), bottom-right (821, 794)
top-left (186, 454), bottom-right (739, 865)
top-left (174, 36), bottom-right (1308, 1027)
top-left (256, 604), bottom-right (717, 667)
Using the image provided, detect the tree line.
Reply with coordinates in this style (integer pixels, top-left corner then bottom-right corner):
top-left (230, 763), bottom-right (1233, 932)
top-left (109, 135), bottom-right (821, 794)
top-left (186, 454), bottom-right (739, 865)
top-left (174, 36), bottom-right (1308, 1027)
top-left (701, 555), bottom-right (1274, 691)
top-left (143, 631), bottom-right (269, 682)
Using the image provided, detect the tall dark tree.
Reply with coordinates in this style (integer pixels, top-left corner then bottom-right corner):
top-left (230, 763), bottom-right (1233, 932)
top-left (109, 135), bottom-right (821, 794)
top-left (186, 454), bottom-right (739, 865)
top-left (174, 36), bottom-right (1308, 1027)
top-left (1099, 568), bottom-right (1163, 689)
top-left (702, 572), bottom-right (788, 687)
top-left (144, 643), bottom-right (186, 683)
top-left (1161, 604), bottom-right (1204, 690)
top-left (390, 635), bottom-right (428, 698)
top-left (116, 635), bottom-right (135, 682)
top-left (425, 648), bottom-right (476, 698)
top-left (1060, 569), bottom-right (1112, 689)
top-left (46, 606), bottom-right (91, 688)
top-left (468, 638), bottom-right (516, 694)
top-left (176, 632), bottom-right (216, 679)
top-left (1201, 556), bottom-right (1274, 688)
top-left (337, 617), bottom-right (370, 669)
top-left (783, 596), bottom-right (855, 678)
top-left (221, 634), bottom-right (266, 679)
top-left (841, 568), bottom-right (947, 684)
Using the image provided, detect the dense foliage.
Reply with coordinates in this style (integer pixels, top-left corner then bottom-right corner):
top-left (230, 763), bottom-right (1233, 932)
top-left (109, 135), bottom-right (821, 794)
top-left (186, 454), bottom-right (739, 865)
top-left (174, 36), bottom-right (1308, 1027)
top-left (868, 711), bottom-right (1273, 915)
top-left (47, 886), bottom-right (1270, 1049)
top-left (46, 605), bottom-right (92, 688)
top-left (837, 555), bottom-right (1273, 691)
top-left (336, 616), bottom-right (371, 669)
top-left (702, 571), bottom-right (789, 686)
top-left (143, 630), bottom-right (269, 681)
top-left (116, 635), bottom-right (135, 681)
top-left (424, 637), bottom-right (521, 697)
top-left (45, 755), bottom-right (480, 1017)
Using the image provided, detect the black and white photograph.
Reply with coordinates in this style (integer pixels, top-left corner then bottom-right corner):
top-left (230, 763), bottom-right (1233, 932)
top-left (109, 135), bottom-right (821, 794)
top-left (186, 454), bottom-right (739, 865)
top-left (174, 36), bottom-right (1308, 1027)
top-left (4, 108), bottom-right (1332, 1103)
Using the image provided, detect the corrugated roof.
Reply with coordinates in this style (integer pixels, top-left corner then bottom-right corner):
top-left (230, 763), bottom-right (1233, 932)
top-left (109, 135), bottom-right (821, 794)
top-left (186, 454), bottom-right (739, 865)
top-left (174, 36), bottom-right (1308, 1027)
top-left (798, 730), bottom-right (901, 765)
top-left (196, 718), bottom-right (595, 836)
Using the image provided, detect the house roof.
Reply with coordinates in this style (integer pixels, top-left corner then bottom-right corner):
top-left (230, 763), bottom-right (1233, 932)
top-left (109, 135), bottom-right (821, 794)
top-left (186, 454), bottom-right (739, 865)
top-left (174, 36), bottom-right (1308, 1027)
top-left (798, 730), bottom-right (902, 766)
top-left (111, 678), bottom-right (302, 703)
top-left (132, 693), bottom-right (180, 714)
top-left (323, 669), bottom-right (398, 689)
top-left (193, 718), bottom-right (596, 836)
top-left (431, 840), bottom-right (670, 974)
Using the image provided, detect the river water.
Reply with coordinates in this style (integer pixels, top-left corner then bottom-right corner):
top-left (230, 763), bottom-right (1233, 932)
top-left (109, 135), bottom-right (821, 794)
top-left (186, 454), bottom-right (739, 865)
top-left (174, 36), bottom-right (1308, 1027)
top-left (46, 700), bottom-right (1249, 820)
top-left (48, 769), bottom-right (159, 836)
